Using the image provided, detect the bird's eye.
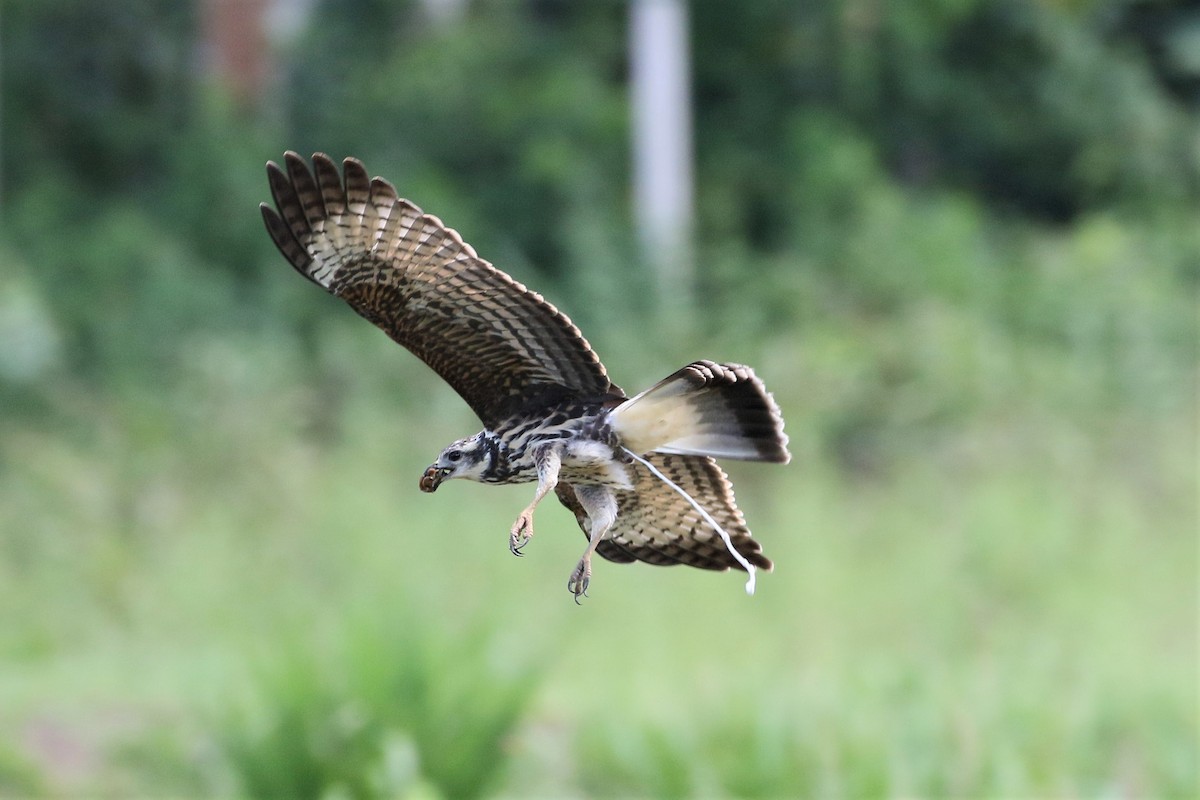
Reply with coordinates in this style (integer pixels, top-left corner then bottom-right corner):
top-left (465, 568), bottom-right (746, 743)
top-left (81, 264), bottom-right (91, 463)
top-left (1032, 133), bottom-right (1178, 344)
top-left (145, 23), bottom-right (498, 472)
top-left (447, 449), bottom-right (462, 463)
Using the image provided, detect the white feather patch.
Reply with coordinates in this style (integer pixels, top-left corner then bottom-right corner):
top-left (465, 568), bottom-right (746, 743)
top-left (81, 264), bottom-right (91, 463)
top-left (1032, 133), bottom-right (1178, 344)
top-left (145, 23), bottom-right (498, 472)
top-left (611, 390), bottom-right (703, 455)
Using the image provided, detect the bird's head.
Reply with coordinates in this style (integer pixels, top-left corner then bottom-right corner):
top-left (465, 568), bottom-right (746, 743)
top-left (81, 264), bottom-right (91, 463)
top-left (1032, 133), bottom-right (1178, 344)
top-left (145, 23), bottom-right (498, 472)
top-left (419, 433), bottom-right (493, 493)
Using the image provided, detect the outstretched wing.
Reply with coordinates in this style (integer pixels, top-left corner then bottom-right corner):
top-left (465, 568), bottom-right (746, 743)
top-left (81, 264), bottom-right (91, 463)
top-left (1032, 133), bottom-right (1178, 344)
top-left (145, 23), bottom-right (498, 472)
top-left (555, 454), bottom-right (773, 572)
top-left (261, 152), bottom-right (619, 428)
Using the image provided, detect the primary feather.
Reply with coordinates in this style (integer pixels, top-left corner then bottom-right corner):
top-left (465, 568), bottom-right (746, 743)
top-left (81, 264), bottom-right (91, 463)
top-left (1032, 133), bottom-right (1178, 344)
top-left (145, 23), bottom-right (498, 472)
top-left (261, 151), bottom-right (618, 428)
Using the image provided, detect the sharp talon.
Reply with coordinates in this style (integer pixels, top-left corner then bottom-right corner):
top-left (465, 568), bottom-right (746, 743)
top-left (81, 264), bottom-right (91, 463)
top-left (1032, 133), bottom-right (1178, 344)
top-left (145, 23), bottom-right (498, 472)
top-left (567, 559), bottom-right (591, 602)
top-left (509, 512), bottom-right (534, 557)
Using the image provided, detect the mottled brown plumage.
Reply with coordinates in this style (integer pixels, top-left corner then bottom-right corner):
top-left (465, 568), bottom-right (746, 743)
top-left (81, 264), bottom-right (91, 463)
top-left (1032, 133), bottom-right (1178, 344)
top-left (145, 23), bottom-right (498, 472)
top-left (557, 454), bottom-right (771, 571)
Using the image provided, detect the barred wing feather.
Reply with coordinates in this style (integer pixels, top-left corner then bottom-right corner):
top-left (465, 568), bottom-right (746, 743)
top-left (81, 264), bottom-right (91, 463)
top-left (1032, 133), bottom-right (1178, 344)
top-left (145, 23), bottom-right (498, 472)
top-left (261, 151), bottom-right (619, 427)
top-left (555, 454), bottom-right (773, 572)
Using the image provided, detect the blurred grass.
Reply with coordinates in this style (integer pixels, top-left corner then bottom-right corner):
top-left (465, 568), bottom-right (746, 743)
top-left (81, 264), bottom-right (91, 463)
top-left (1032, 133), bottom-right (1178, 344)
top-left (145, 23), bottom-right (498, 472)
top-left (219, 611), bottom-right (536, 799)
top-left (0, 292), bottom-right (1194, 795)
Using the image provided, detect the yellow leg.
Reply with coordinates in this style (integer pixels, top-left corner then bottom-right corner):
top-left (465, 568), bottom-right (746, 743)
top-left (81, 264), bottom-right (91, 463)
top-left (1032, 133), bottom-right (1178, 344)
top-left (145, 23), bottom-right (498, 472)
top-left (566, 485), bottom-right (618, 602)
top-left (509, 445), bottom-right (562, 556)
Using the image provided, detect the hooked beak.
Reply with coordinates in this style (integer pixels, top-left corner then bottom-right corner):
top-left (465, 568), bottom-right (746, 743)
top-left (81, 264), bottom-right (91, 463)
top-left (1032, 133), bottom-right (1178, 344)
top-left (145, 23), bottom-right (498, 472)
top-left (419, 465), bottom-right (449, 493)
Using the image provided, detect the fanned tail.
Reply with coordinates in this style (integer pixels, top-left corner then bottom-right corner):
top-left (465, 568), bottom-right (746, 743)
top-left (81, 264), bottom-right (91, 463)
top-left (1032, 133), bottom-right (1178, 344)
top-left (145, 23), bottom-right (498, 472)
top-left (610, 360), bottom-right (790, 463)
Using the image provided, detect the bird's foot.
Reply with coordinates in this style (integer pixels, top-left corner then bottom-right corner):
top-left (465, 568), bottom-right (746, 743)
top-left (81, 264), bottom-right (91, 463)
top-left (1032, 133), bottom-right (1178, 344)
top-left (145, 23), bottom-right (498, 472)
top-left (509, 510), bottom-right (534, 557)
top-left (567, 557), bottom-right (592, 604)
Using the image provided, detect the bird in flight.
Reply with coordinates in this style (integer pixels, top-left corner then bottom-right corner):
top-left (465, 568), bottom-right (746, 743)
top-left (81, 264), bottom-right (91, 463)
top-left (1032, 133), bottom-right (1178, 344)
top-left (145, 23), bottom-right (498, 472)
top-left (261, 153), bottom-right (790, 601)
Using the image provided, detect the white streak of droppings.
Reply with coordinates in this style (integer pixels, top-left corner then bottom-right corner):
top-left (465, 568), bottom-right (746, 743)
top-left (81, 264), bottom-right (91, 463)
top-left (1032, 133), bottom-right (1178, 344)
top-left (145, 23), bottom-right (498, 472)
top-left (622, 447), bottom-right (756, 595)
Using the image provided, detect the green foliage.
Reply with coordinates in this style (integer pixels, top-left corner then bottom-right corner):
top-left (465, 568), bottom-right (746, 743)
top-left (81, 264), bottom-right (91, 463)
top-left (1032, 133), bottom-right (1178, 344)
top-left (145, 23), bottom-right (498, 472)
top-left (579, 673), bottom-right (1200, 797)
top-left (5, 191), bottom-right (238, 383)
top-left (692, 0), bottom-right (1200, 228)
top-left (221, 612), bottom-right (537, 799)
top-left (288, 1), bottom-right (631, 295)
top-left (892, 2), bottom-right (1197, 216)
top-left (3, 0), bottom-right (1197, 393)
top-left (0, 744), bottom-right (48, 797)
top-left (0, 0), bottom-right (195, 196)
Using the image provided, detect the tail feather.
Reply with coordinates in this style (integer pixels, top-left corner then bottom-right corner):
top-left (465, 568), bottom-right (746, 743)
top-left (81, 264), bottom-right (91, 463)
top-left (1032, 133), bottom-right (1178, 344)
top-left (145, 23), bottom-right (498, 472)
top-left (611, 360), bottom-right (790, 463)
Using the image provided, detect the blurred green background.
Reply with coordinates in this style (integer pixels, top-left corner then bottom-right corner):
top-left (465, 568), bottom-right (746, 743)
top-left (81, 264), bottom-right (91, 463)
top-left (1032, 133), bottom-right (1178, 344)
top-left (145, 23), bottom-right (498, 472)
top-left (1, 0), bottom-right (1197, 796)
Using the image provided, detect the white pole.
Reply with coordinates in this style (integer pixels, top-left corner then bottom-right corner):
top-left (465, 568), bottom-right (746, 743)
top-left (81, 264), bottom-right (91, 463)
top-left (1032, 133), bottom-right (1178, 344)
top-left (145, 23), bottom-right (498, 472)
top-left (630, 0), bottom-right (695, 309)
top-left (419, 0), bottom-right (468, 26)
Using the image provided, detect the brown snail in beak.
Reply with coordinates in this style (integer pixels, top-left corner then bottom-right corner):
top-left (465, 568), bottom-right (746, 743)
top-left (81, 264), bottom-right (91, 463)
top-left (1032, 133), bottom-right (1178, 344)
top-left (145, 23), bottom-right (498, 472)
top-left (419, 466), bottom-right (446, 493)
